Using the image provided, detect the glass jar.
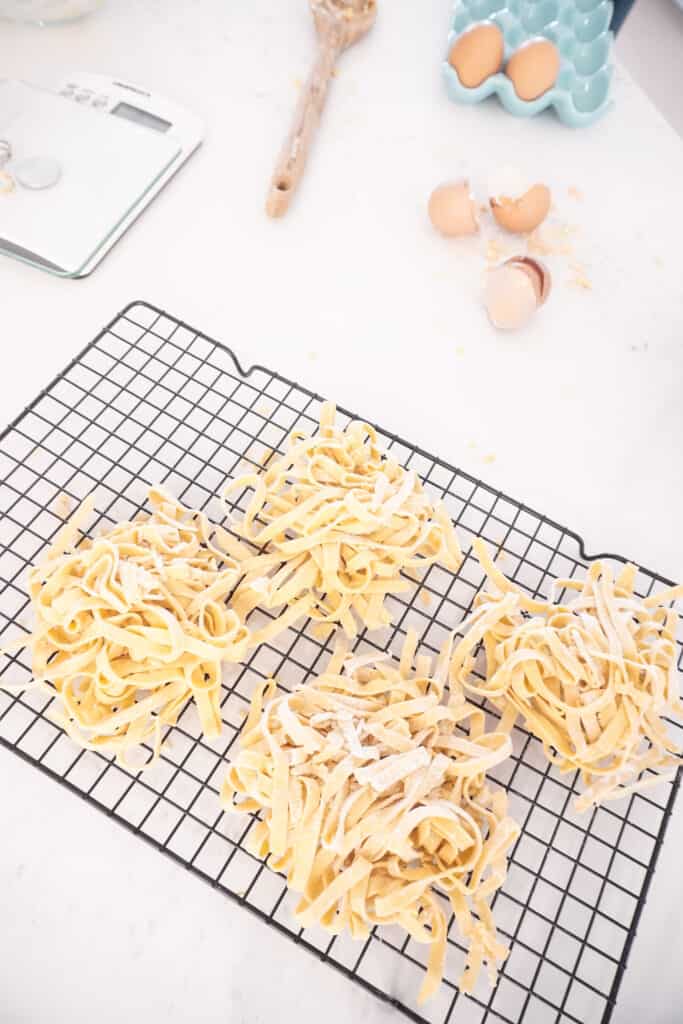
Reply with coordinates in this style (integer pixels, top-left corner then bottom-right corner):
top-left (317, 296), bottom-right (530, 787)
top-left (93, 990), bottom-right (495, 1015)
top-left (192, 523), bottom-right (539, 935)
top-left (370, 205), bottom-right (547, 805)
top-left (0, 0), bottom-right (104, 23)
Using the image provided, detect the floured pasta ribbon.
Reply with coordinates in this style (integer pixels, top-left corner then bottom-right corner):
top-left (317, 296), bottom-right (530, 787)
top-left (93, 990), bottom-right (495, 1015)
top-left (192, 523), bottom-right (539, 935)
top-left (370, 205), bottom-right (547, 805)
top-left (223, 403), bottom-right (462, 638)
top-left (0, 489), bottom-right (310, 770)
top-left (450, 539), bottom-right (683, 812)
top-left (223, 631), bottom-right (519, 1002)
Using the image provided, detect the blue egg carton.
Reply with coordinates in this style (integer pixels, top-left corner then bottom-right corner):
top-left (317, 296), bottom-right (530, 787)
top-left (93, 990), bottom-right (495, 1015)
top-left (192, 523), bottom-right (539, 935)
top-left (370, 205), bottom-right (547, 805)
top-left (443, 0), bottom-right (615, 128)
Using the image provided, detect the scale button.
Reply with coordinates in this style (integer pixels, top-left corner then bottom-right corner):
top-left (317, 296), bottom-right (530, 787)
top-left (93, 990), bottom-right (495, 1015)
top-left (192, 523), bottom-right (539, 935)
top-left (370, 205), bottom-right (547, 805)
top-left (75, 90), bottom-right (93, 103)
top-left (14, 156), bottom-right (62, 191)
top-left (60, 86), bottom-right (75, 98)
top-left (92, 95), bottom-right (109, 109)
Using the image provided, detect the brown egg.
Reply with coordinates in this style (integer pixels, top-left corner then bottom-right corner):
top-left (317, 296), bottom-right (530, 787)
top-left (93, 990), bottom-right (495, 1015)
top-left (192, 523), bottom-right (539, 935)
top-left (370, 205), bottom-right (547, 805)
top-left (485, 256), bottom-right (551, 330)
top-left (448, 23), bottom-right (505, 89)
top-left (428, 181), bottom-right (479, 238)
top-left (490, 183), bottom-right (551, 234)
top-left (506, 40), bottom-right (560, 101)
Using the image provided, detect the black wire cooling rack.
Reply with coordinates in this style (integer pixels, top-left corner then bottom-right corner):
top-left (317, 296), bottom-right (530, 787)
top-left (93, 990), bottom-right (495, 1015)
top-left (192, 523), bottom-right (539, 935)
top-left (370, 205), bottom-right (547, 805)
top-left (0, 301), bottom-right (681, 1024)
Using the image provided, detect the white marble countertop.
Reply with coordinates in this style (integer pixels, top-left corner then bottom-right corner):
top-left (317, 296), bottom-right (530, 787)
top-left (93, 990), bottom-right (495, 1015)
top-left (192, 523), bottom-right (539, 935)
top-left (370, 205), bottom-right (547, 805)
top-left (1, 2), bottom-right (682, 1022)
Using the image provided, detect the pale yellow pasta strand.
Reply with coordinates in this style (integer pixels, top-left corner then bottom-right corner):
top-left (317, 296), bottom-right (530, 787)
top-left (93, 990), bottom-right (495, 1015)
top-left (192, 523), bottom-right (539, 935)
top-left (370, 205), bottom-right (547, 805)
top-left (455, 541), bottom-right (682, 810)
top-left (222, 630), bottom-right (519, 1003)
top-left (223, 404), bottom-right (463, 639)
top-left (0, 489), bottom-right (299, 770)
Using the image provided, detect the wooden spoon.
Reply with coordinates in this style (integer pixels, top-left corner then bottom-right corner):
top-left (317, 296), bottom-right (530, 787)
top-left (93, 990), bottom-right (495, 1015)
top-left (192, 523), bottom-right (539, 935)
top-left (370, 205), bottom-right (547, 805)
top-left (266, 0), bottom-right (377, 218)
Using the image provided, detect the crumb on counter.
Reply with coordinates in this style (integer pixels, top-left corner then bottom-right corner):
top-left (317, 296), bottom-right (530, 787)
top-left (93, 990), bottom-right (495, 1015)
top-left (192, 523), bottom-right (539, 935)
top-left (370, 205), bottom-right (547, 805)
top-left (526, 229), bottom-right (551, 255)
top-left (53, 492), bottom-right (72, 519)
top-left (527, 226), bottom-right (572, 257)
top-left (486, 239), bottom-right (508, 264)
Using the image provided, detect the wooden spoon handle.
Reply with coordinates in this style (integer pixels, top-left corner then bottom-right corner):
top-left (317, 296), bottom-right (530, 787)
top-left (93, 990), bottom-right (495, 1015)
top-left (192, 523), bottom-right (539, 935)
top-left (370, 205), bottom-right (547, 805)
top-left (266, 27), bottom-right (343, 218)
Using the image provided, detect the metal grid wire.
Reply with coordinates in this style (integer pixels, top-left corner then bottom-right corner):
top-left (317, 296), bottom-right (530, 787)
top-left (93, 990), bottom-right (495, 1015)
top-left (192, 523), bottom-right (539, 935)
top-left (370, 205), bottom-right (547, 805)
top-left (0, 301), bottom-right (681, 1024)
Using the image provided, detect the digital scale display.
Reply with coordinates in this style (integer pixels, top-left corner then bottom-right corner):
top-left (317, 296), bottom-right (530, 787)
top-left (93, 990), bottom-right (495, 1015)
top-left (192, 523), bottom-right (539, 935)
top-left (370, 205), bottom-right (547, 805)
top-left (111, 102), bottom-right (171, 134)
top-left (0, 74), bottom-right (203, 277)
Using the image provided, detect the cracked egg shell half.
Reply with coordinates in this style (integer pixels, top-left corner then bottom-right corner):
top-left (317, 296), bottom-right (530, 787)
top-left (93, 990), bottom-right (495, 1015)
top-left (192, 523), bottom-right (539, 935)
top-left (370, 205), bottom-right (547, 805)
top-left (428, 180), bottom-right (480, 238)
top-left (485, 256), bottom-right (552, 330)
top-left (490, 183), bottom-right (551, 234)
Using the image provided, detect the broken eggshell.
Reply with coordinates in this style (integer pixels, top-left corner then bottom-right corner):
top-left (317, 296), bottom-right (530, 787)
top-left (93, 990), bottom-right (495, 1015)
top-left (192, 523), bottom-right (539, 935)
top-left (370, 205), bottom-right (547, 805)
top-left (485, 256), bottom-right (551, 330)
top-left (428, 180), bottom-right (480, 237)
top-left (511, 256), bottom-right (552, 305)
top-left (490, 183), bottom-right (551, 234)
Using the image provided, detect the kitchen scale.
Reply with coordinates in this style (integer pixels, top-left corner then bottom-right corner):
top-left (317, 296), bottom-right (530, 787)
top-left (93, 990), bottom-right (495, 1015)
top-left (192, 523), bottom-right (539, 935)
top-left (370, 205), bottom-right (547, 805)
top-left (0, 73), bottom-right (203, 277)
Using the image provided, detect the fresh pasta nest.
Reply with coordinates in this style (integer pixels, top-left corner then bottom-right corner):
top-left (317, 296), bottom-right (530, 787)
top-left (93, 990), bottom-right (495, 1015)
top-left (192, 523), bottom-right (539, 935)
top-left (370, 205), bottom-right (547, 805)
top-left (3, 489), bottom-right (252, 769)
top-left (224, 403), bottom-right (462, 638)
top-left (451, 539), bottom-right (683, 811)
top-left (223, 632), bottom-right (519, 1002)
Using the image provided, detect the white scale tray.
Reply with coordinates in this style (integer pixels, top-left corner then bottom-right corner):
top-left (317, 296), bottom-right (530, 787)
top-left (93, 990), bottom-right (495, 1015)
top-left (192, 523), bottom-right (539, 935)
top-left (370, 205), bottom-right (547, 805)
top-left (0, 79), bottom-right (198, 277)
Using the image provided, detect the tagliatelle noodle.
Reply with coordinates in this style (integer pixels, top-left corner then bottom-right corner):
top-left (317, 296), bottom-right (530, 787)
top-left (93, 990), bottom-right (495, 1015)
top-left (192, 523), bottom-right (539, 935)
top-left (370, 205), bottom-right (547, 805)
top-left (0, 489), bottom-right (308, 770)
top-left (450, 539), bottom-right (683, 811)
top-left (223, 403), bottom-right (463, 638)
top-left (223, 631), bottom-right (519, 1002)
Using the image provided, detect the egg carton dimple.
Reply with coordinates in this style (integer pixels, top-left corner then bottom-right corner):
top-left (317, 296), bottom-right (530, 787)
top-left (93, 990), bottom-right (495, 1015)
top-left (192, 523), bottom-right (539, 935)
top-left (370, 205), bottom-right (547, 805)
top-left (444, 0), bottom-right (615, 128)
